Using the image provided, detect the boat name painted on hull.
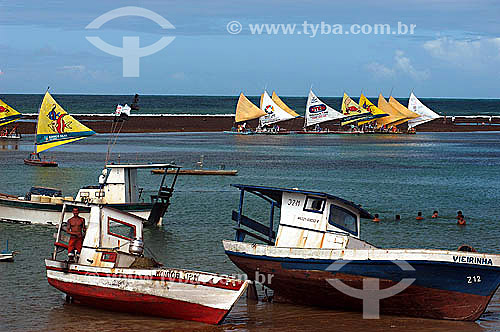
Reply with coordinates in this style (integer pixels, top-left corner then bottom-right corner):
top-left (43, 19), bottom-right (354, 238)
top-left (296, 216), bottom-right (320, 223)
top-left (453, 256), bottom-right (493, 265)
top-left (155, 269), bottom-right (200, 283)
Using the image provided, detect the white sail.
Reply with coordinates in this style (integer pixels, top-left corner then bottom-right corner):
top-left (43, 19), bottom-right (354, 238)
top-left (407, 92), bottom-right (440, 128)
top-left (305, 90), bottom-right (344, 127)
top-left (259, 91), bottom-right (295, 126)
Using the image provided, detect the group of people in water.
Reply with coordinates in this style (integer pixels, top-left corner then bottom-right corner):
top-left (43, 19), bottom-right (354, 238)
top-left (372, 210), bottom-right (466, 225)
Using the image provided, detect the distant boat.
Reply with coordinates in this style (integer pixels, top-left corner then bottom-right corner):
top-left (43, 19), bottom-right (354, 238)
top-left (256, 91), bottom-right (298, 134)
top-left (225, 93), bottom-right (267, 135)
top-left (357, 94), bottom-right (389, 127)
top-left (152, 155), bottom-right (237, 176)
top-left (0, 240), bottom-right (18, 262)
top-left (388, 96), bottom-right (420, 125)
top-left (24, 91), bottom-right (96, 167)
top-left (340, 93), bottom-right (375, 126)
top-left (377, 94), bottom-right (409, 128)
top-left (297, 90), bottom-right (348, 134)
top-left (407, 93), bottom-right (441, 128)
top-left (0, 98), bottom-right (23, 141)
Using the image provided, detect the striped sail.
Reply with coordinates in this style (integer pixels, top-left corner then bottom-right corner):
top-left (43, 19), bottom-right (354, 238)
top-left (407, 93), bottom-right (440, 128)
top-left (35, 92), bottom-right (95, 153)
top-left (340, 93), bottom-right (373, 126)
top-left (0, 99), bottom-right (22, 127)
top-left (259, 91), bottom-right (295, 126)
top-left (271, 91), bottom-right (300, 117)
top-left (235, 93), bottom-right (267, 123)
top-left (305, 90), bottom-right (344, 127)
top-left (357, 94), bottom-right (388, 125)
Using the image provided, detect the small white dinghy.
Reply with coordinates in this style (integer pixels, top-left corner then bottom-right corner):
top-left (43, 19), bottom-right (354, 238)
top-left (0, 240), bottom-right (18, 262)
top-left (45, 202), bottom-right (248, 324)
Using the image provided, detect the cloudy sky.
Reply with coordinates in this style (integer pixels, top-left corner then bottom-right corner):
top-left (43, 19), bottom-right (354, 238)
top-left (1, 0), bottom-right (499, 97)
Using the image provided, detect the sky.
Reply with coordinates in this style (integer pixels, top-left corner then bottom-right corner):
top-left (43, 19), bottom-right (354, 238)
top-left (0, 0), bottom-right (499, 97)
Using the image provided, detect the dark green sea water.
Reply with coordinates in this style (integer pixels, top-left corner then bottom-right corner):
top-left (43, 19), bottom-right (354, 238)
top-left (0, 130), bottom-right (499, 331)
top-left (2, 94), bottom-right (500, 116)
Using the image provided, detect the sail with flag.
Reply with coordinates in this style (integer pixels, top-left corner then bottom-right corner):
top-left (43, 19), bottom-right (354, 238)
top-left (35, 91), bottom-right (96, 153)
top-left (357, 94), bottom-right (388, 125)
top-left (340, 93), bottom-right (373, 126)
top-left (259, 91), bottom-right (295, 126)
top-left (0, 99), bottom-right (22, 127)
top-left (305, 90), bottom-right (344, 127)
top-left (407, 93), bottom-right (440, 128)
top-left (271, 91), bottom-right (300, 117)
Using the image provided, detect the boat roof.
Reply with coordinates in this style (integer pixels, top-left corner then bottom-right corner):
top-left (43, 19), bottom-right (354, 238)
top-left (106, 163), bottom-right (181, 169)
top-left (231, 184), bottom-right (373, 219)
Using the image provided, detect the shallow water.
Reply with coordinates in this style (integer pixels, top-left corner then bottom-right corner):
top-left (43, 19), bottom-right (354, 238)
top-left (0, 131), bottom-right (499, 331)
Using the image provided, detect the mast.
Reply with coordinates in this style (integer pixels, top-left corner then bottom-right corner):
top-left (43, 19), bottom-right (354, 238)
top-left (33, 87), bottom-right (49, 155)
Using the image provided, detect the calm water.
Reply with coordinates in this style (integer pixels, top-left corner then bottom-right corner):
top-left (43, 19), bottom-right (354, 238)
top-left (0, 131), bottom-right (499, 331)
top-left (2, 94), bottom-right (500, 116)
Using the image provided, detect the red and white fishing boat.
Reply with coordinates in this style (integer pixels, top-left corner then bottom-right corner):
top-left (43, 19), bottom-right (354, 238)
top-left (45, 203), bottom-right (248, 324)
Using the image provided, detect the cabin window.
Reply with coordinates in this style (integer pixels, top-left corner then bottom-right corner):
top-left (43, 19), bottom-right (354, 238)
top-left (107, 217), bottom-right (136, 241)
top-left (328, 205), bottom-right (358, 236)
top-left (304, 196), bottom-right (325, 214)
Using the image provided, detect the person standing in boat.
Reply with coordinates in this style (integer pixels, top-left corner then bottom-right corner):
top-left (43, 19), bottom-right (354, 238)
top-left (66, 207), bottom-right (86, 261)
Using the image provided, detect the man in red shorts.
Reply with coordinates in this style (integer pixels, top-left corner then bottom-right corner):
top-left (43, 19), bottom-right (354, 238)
top-left (66, 207), bottom-right (86, 262)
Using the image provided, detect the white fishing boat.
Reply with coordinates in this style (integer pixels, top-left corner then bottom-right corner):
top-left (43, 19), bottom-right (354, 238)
top-left (24, 90), bottom-right (95, 167)
top-left (46, 202), bottom-right (248, 324)
top-left (223, 184), bottom-right (500, 321)
top-left (0, 163), bottom-right (180, 226)
top-left (407, 93), bottom-right (441, 128)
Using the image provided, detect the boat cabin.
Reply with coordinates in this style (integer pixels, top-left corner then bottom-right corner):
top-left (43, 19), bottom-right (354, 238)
top-left (75, 163), bottom-right (180, 205)
top-left (231, 184), bottom-right (375, 250)
top-left (52, 202), bottom-right (151, 268)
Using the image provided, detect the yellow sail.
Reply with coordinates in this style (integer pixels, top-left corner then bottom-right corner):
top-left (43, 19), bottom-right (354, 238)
top-left (340, 93), bottom-right (372, 126)
top-left (388, 96), bottom-right (420, 125)
top-left (0, 99), bottom-right (22, 127)
top-left (35, 92), bottom-right (96, 153)
top-left (376, 94), bottom-right (408, 128)
top-left (235, 93), bottom-right (267, 123)
top-left (271, 91), bottom-right (300, 117)
top-left (357, 94), bottom-right (388, 125)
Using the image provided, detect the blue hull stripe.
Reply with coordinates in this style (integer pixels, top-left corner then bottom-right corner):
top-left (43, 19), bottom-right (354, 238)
top-left (226, 250), bottom-right (500, 297)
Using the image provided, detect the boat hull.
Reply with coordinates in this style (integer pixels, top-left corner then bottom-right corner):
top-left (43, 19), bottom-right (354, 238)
top-left (223, 241), bottom-right (500, 321)
top-left (23, 159), bottom-right (58, 167)
top-left (0, 196), bottom-right (153, 225)
top-left (45, 260), bottom-right (248, 325)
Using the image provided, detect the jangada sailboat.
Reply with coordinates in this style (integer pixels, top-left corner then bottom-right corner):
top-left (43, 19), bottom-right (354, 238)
top-left (256, 91), bottom-right (298, 134)
top-left (0, 98), bottom-right (23, 141)
top-left (340, 93), bottom-right (377, 127)
top-left (225, 93), bottom-right (267, 135)
top-left (298, 90), bottom-right (345, 134)
top-left (407, 92), bottom-right (441, 129)
top-left (24, 91), bottom-right (96, 167)
top-left (357, 94), bottom-right (388, 130)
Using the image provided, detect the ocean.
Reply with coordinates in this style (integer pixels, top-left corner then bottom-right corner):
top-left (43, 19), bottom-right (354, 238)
top-left (0, 96), bottom-right (499, 331)
top-left (2, 94), bottom-right (500, 116)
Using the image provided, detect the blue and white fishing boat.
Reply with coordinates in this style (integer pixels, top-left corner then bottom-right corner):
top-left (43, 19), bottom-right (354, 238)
top-left (0, 240), bottom-right (18, 262)
top-left (223, 184), bottom-right (500, 321)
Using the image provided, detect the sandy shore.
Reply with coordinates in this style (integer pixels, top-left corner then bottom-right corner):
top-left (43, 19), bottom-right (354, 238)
top-left (13, 114), bottom-right (500, 133)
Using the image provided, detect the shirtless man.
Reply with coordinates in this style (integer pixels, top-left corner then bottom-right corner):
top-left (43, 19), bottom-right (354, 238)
top-left (66, 207), bottom-right (86, 258)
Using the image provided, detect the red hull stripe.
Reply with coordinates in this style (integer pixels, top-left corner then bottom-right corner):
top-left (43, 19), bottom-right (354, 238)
top-left (47, 277), bottom-right (228, 325)
top-left (46, 265), bottom-right (244, 291)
